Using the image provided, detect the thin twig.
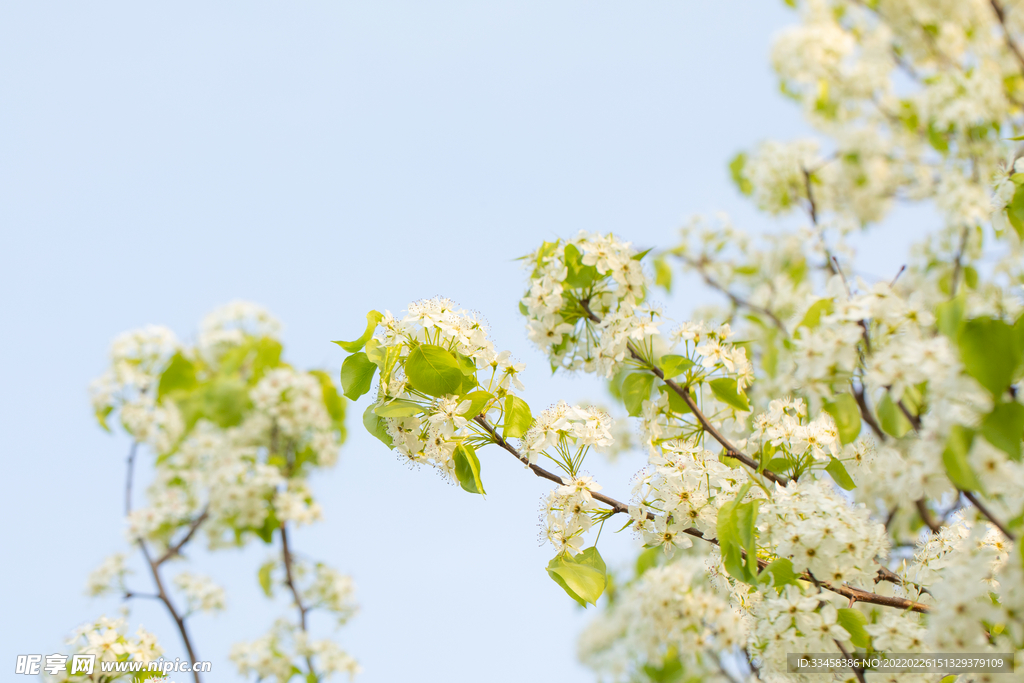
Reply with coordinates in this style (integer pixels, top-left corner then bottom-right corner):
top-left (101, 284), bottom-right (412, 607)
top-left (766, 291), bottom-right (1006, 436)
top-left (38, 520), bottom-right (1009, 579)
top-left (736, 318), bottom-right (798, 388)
top-left (126, 442), bottom-right (138, 517)
top-left (915, 499), bottom-right (941, 534)
top-left (672, 254), bottom-right (787, 332)
top-left (280, 523), bottom-right (318, 677)
top-left (852, 383), bottom-right (885, 440)
top-left (474, 415), bottom-right (930, 613)
top-left (834, 639), bottom-right (867, 683)
top-left (577, 299), bottom-right (786, 485)
top-left (963, 490), bottom-right (1017, 541)
top-left (949, 226), bottom-right (970, 299)
top-left (138, 541), bottom-right (203, 683)
top-left (991, 0), bottom-right (1024, 74)
top-left (157, 508), bottom-right (210, 565)
top-left (123, 441), bottom-right (203, 681)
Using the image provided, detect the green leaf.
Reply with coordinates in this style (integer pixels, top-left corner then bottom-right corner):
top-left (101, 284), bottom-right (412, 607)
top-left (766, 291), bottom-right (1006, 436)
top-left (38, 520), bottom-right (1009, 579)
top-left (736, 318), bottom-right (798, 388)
top-left (404, 344), bottom-right (463, 397)
top-left (95, 404), bottom-right (114, 433)
top-left (157, 352), bottom-right (198, 401)
top-left (729, 151), bottom-right (753, 195)
top-left (1008, 184), bottom-right (1024, 240)
top-left (622, 373), bottom-right (655, 417)
top-left (563, 243), bottom-right (601, 289)
top-left (823, 394), bottom-right (862, 445)
top-left (943, 424), bottom-right (982, 492)
top-left (362, 403), bottom-right (393, 448)
top-left (547, 547), bottom-right (607, 607)
top-left (454, 351), bottom-right (477, 376)
top-left (877, 392), bottom-right (911, 438)
top-left (709, 377), bottom-right (750, 412)
top-left (340, 352), bottom-right (377, 400)
top-left (657, 384), bottom-right (692, 414)
top-left (250, 337), bottom-right (283, 383)
top-left (981, 401), bottom-right (1024, 461)
top-left (643, 654), bottom-right (685, 683)
top-left (958, 317), bottom-right (1021, 396)
top-left (258, 562), bottom-right (274, 597)
top-left (202, 378), bottom-right (250, 428)
top-left (502, 395), bottom-right (533, 439)
top-left (758, 557), bottom-right (799, 593)
top-left (635, 546), bottom-right (660, 577)
top-left (457, 390), bottom-right (493, 419)
top-left (764, 456), bottom-right (792, 476)
top-left (825, 456), bottom-right (856, 490)
top-left (309, 370), bottom-right (346, 436)
top-left (332, 310), bottom-right (383, 353)
top-left (453, 442), bottom-right (485, 494)
top-left (798, 299), bottom-right (834, 330)
top-left (653, 256), bottom-right (673, 293)
top-left (935, 295), bottom-right (965, 339)
top-left (658, 354), bottom-right (694, 379)
top-left (373, 399), bottom-right (422, 417)
top-left (717, 484), bottom-right (758, 584)
top-left (837, 607), bottom-right (871, 648)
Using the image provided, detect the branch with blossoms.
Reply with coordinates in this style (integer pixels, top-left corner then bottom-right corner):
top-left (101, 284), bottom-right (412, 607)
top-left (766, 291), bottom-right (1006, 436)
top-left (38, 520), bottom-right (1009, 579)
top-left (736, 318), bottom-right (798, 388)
top-left (72, 303), bottom-right (359, 683)
top-left (338, 225), bottom-right (1024, 681)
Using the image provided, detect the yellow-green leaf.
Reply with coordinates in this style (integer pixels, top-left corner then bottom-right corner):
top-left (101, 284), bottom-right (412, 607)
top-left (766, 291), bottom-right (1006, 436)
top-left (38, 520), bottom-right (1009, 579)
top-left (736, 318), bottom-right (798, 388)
top-left (502, 395), bottom-right (533, 439)
top-left (454, 442), bottom-right (485, 494)
top-left (404, 344), bottom-right (463, 397)
top-left (823, 394), bottom-right (862, 445)
top-left (332, 311), bottom-right (383, 353)
top-left (709, 377), bottom-right (750, 412)
top-left (340, 352), bottom-right (377, 400)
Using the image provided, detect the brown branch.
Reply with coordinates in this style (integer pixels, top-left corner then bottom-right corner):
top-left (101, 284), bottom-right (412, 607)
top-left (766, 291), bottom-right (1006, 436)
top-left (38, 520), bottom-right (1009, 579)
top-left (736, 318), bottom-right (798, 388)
top-left (834, 639), bottom-right (867, 683)
top-left (916, 498), bottom-right (942, 534)
top-left (897, 399), bottom-right (922, 432)
top-left (474, 416), bottom-right (930, 613)
top-left (991, 0), bottom-right (1024, 74)
top-left (123, 441), bottom-right (202, 682)
top-left (672, 254), bottom-right (787, 332)
top-left (963, 490), bottom-right (1017, 541)
top-left (803, 167), bottom-right (820, 226)
top-left (280, 523), bottom-right (318, 677)
top-left (949, 226), bottom-right (970, 298)
top-left (655, 372), bottom-right (787, 486)
top-left (852, 383), bottom-right (885, 440)
top-left (138, 541), bottom-right (203, 683)
top-left (126, 442), bottom-right (138, 517)
top-left (157, 508), bottom-right (210, 566)
top-left (577, 299), bottom-right (786, 485)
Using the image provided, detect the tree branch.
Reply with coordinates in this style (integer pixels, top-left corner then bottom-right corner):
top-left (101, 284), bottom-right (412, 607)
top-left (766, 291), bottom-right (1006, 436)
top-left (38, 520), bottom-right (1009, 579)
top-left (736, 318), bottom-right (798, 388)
top-left (157, 508), bottom-right (210, 566)
top-left (126, 442), bottom-right (138, 517)
top-left (474, 416), bottom-right (930, 613)
top-left (577, 299), bottom-right (786, 485)
top-left (671, 254), bottom-right (787, 332)
top-left (963, 490), bottom-right (1017, 541)
top-left (280, 523), bottom-right (318, 677)
top-left (138, 541), bottom-right (203, 683)
top-left (123, 441), bottom-right (203, 682)
top-left (991, 0), bottom-right (1024, 74)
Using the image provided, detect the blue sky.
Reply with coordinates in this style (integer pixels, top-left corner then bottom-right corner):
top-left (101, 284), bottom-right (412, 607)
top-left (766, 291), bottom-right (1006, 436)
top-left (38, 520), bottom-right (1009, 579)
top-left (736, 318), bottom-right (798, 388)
top-left (0, 2), bottom-right (915, 681)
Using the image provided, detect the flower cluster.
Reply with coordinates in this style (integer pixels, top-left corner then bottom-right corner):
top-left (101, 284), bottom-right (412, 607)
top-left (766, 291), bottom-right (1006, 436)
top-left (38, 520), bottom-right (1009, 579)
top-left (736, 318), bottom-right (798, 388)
top-left (520, 402), bottom-right (613, 466)
top-left (78, 302), bottom-right (358, 683)
top-left (519, 231), bottom-right (653, 374)
top-left (231, 619), bottom-right (360, 683)
top-left (367, 298), bottom-right (524, 483)
top-left (49, 617), bottom-right (163, 681)
top-left (761, 478), bottom-right (888, 586)
top-left (172, 572), bottom-right (226, 615)
top-left (577, 558), bottom-right (745, 683)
